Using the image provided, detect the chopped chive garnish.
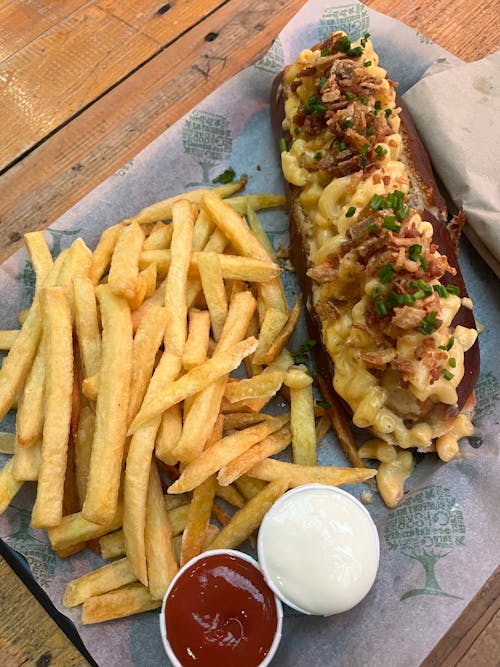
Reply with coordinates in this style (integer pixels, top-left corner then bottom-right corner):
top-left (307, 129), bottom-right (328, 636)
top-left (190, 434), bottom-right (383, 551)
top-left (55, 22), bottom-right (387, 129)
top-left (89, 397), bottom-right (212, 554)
top-left (212, 167), bottom-right (236, 184)
top-left (413, 290), bottom-right (425, 300)
top-left (367, 223), bottom-right (378, 233)
top-left (304, 94), bottom-right (326, 115)
top-left (389, 291), bottom-right (415, 306)
top-left (360, 33), bottom-right (371, 47)
top-left (360, 144), bottom-right (370, 155)
top-left (419, 256), bottom-right (428, 270)
top-left (314, 152), bottom-right (322, 160)
top-left (449, 357), bottom-right (456, 368)
top-left (337, 35), bottom-right (364, 58)
top-left (319, 76), bottom-right (328, 89)
top-left (366, 126), bottom-right (376, 136)
top-left (345, 92), bottom-right (357, 100)
top-left (408, 244), bottom-right (423, 261)
top-left (445, 284), bottom-right (461, 296)
top-left (439, 336), bottom-right (455, 351)
top-left (294, 127), bottom-right (300, 135)
top-left (345, 206), bottom-right (356, 218)
top-left (321, 48), bottom-right (332, 56)
top-left (441, 368), bottom-right (454, 381)
top-left (279, 138), bottom-right (287, 153)
top-left (316, 400), bottom-right (331, 410)
top-left (375, 299), bottom-right (389, 315)
top-left (343, 118), bottom-right (353, 128)
top-left (385, 108), bottom-right (392, 118)
top-left (433, 284), bottom-right (448, 298)
top-left (369, 194), bottom-right (384, 210)
top-left (364, 60), bottom-right (372, 67)
top-left (419, 311), bottom-right (438, 335)
top-left (382, 215), bottom-right (401, 233)
top-left (374, 101), bottom-right (382, 110)
top-left (395, 205), bottom-right (409, 221)
top-left (378, 263), bottom-right (394, 284)
top-left (375, 145), bottom-right (388, 157)
top-left (334, 140), bottom-right (348, 151)
top-left (291, 339), bottom-right (317, 364)
top-left (359, 95), bottom-right (368, 105)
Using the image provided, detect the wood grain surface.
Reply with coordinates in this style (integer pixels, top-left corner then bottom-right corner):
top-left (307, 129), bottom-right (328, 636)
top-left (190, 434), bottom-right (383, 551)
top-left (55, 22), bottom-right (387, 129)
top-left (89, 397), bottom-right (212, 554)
top-left (0, 1), bottom-right (499, 665)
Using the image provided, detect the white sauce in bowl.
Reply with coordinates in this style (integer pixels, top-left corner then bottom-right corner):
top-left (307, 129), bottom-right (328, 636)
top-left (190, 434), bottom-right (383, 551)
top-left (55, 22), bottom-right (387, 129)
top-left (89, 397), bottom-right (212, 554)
top-left (257, 484), bottom-right (379, 615)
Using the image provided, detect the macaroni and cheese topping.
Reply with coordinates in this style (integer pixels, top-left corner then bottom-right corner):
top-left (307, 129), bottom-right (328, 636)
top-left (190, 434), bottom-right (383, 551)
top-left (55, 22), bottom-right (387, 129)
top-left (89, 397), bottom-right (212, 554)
top-left (280, 32), bottom-right (477, 451)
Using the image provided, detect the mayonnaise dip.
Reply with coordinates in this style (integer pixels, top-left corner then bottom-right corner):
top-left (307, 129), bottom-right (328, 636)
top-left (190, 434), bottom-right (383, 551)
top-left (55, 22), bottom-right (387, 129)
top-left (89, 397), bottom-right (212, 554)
top-left (257, 484), bottom-right (379, 615)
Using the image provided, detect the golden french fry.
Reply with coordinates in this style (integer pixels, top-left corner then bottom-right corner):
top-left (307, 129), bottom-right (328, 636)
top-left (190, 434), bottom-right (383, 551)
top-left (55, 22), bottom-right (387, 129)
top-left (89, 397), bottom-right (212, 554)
top-left (173, 524), bottom-right (220, 562)
top-left (24, 231), bottom-right (54, 292)
top-left (285, 368), bottom-right (316, 466)
top-left (234, 475), bottom-right (266, 500)
top-left (82, 583), bottom-right (162, 624)
top-left (316, 374), bottom-right (365, 469)
top-left (180, 473), bottom-right (216, 567)
top-left (0, 458), bottom-right (23, 514)
top-left (143, 222), bottom-right (173, 250)
top-left (56, 238), bottom-right (93, 316)
top-left (108, 222), bottom-right (145, 301)
top-left (123, 181), bottom-right (245, 226)
top-left (164, 200), bottom-right (196, 356)
top-left (48, 504), bottom-right (123, 552)
top-left (32, 287), bottom-right (74, 528)
top-left (88, 224), bottom-right (122, 285)
top-left (222, 412), bottom-right (268, 431)
top-left (127, 275), bottom-right (148, 312)
top-left (12, 437), bottom-right (41, 481)
top-left (167, 503), bottom-right (190, 537)
top-left (315, 414), bottom-right (331, 445)
top-left (245, 203), bottom-right (276, 261)
top-left (249, 459), bottom-right (376, 487)
top-left (129, 337), bottom-right (258, 433)
top-left (64, 557), bottom-right (137, 608)
top-left (182, 309), bottom-right (211, 371)
top-left (0, 432), bottom-right (16, 455)
top-left (145, 461), bottom-right (178, 599)
top-left (100, 530), bottom-right (125, 560)
top-left (358, 438), bottom-right (397, 463)
top-left (198, 252), bottom-right (227, 341)
top-left (224, 371), bottom-right (285, 404)
top-left (215, 483), bottom-right (245, 509)
top-left (0, 330), bottom-right (20, 350)
top-left (218, 424), bottom-right (292, 487)
top-left (74, 406), bottom-right (95, 506)
top-left (192, 209), bottom-right (215, 251)
top-left (202, 192), bottom-right (272, 262)
top-left (139, 262), bottom-right (157, 298)
top-left (258, 278), bottom-right (289, 314)
top-left (131, 278), bottom-right (166, 332)
top-left (206, 479), bottom-right (289, 551)
top-left (377, 449), bottom-right (414, 508)
top-left (169, 417), bottom-right (287, 494)
top-left (73, 276), bottom-right (102, 379)
top-left (211, 501), bottom-right (232, 526)
top-left (123, 420), bottom-right (160, 585)
top-left (227, 193), bottom-right (286, 215)
top-left (155, 404), bottom-right (183, 466)
top-left (127, 305), bottom-right (168, 425)
top-left (163, 494), bottom-right (189, 511)
top-left (263, 295), bottom-right (302, 364)
top-left (203, 227), bottom-right (228, 254)
top-left (16, 346), bottom-right (44, 447)
top-left (253, 308), bottom-right (289, 365)
top-left (82, 374), bottom-right (98, 402)
top-left (82, 285), bottom-right (133, 526)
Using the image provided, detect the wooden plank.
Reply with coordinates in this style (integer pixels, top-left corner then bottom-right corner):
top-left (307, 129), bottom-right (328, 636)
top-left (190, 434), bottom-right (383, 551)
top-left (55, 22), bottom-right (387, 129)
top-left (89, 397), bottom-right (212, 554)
top-left (0, 555), bottom-right (90, 666)
top-left (0, 0), bottom-right (307, 263)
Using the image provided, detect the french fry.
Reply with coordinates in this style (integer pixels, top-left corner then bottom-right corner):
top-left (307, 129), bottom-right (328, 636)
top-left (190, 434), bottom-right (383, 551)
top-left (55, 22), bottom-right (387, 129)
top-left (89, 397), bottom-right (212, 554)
top-left (88, 224), bottom-right (122, 285)
top-left (377, 449), bottom-right (414, 508)
top-left (0, 432), bottom-right (16, 455)
top-left (315, 414), bottom-right (331, 445)
top-left (168, 417), bottom-right (288, 494)
top-left (123, 420), bottom-right (160, 585)
top-left (164, 200), bottom-right (196, 356)
top-left (12, 437), bottom-right (41, 481)
top-left (82, 583), bottom-right (162, 624)
top-left (73, 276), bottom-right (102, 379)
top-left (218, 424), bottom-right (292, 487)
top-left (64, 557), bottom-right (137, 608)
top-left (131, 277), bottom-right (166, 332)
top-left (63, 430), bottom-right (80, 516)
top-left (227, 193), bottom-right (286, 215)
top-left (129, 337), bottom-right (258, 433)
top-left (108, 222), bottom-right (145, 301)
top-left (358, 438), bottom-right (397, 463)
top-left (100, 530), bottom-right (126, 560)
top-left (263, 295), bottom-right (302, 364)
top-left (215, 483), bottom-right (245, 509)
top-left (82, 286), bottom-right (133, 526)
top-left (203, 227), bottom-right (228, 254)
top-left (0, 330), bottom-right (20, 350)
top-left (32, 287), bottom-right (74, 528)
top-left (211, 500), bottom-right (232, 526)
top-left (56, 238), bottom-right (93, 316)
top-left (145, 460), bottom-right (178, 599)
top-left (248, 459), bottom-right (376, 487)
top-left (224, 371), bottom-right (285, 404)
top-left (173, 524), bottom-right (220, 562)
top-left (253, 308), bottom-right (289, 365)
top-left (182, 309), bottom-right (210, 370)
top-left (245, 203), bottom-right (276, 260)
top-left (48, 504), bottom-right (123, 552)
top-left (234, 475), bottom-right (266, 500)
top-left (127, 305), bottom-right (168, 425)
top-left (180, 472), bottom-right (217, 567)
top-left (0, 458), bottom-right (23, 514)
top-left (192, 209), bottom-right (215, 251)
top-left (24, 231), bottom-right (53, 291)
top-left (143, 222), bottom-right (173, 250)
top-left (141, 264), bottom-right (157, 300)
top-left (222, 412), bottom-right (268, 431)
top-left (123, 181), bottom-right (245, 226)
top-left (198, 252), bottom-right (227, 341)
top-left (206, 479), bottom-right (289, 551)
top-left (316, 374), bottom-right (365, 469)
top-left (167, 503), bottom-right (190, 537)
top-left (82, 374), bottom-right (98, 402)
top-left (74, 406), bottom-right (95, 506)
top-left (285, 366), bottom-right (317, 466)
top-left (16, 346), bottom-right (44, 447)
top-left (155, 404), bottom-right (183, 466)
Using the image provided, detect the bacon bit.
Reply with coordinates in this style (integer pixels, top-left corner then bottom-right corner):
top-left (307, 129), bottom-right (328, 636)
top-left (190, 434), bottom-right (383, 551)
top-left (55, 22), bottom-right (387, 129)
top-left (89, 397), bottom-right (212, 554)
top-left (383, 175), bottom-right (391, 185)
top-left (361, 348), bottom-right (397, 366)
top-left (392, 305), bottom-right (426, 329)
top-left (307, 262), bottom-right (338, 283)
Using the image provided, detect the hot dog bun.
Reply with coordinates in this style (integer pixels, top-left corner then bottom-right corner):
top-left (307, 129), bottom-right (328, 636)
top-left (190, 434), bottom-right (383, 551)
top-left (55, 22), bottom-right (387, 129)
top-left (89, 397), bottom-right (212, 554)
top-left (271, 32), bottom-right (479, 456)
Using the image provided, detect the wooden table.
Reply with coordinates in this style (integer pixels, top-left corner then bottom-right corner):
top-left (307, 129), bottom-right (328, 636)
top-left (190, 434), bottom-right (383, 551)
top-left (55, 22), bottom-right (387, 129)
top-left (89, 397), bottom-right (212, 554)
top-left (0, 0), bottom-right (498, 664)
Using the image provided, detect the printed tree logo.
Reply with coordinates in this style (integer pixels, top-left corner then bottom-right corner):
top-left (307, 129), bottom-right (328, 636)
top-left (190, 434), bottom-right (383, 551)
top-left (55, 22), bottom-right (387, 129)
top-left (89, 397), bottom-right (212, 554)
top-left (254, 38), bottom-right (285, 74)
top-left (22, 229), bottom-right (81, 302)
top-left (319, 4), bottom-right (369, 41)
top-left (385, 485), bottom-right (465, 600)
top-left (182, 110), bottom-right (232, 186)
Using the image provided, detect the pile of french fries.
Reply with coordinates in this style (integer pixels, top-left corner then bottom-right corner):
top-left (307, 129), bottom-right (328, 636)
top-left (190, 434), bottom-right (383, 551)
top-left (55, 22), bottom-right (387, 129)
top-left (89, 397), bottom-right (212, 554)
top-left (0, 179), bottom-right (375, 625)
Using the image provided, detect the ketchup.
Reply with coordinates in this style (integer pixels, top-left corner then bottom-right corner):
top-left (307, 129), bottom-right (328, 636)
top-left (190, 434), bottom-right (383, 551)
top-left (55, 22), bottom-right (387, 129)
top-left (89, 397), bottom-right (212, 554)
top-left (164, 552), bottom-right (278, 666)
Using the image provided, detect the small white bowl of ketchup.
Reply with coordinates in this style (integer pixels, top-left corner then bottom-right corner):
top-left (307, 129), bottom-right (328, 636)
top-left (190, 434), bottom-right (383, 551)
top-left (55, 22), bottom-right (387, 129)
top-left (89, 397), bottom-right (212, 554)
top-left (160, 549), bottom-right (283, 667)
